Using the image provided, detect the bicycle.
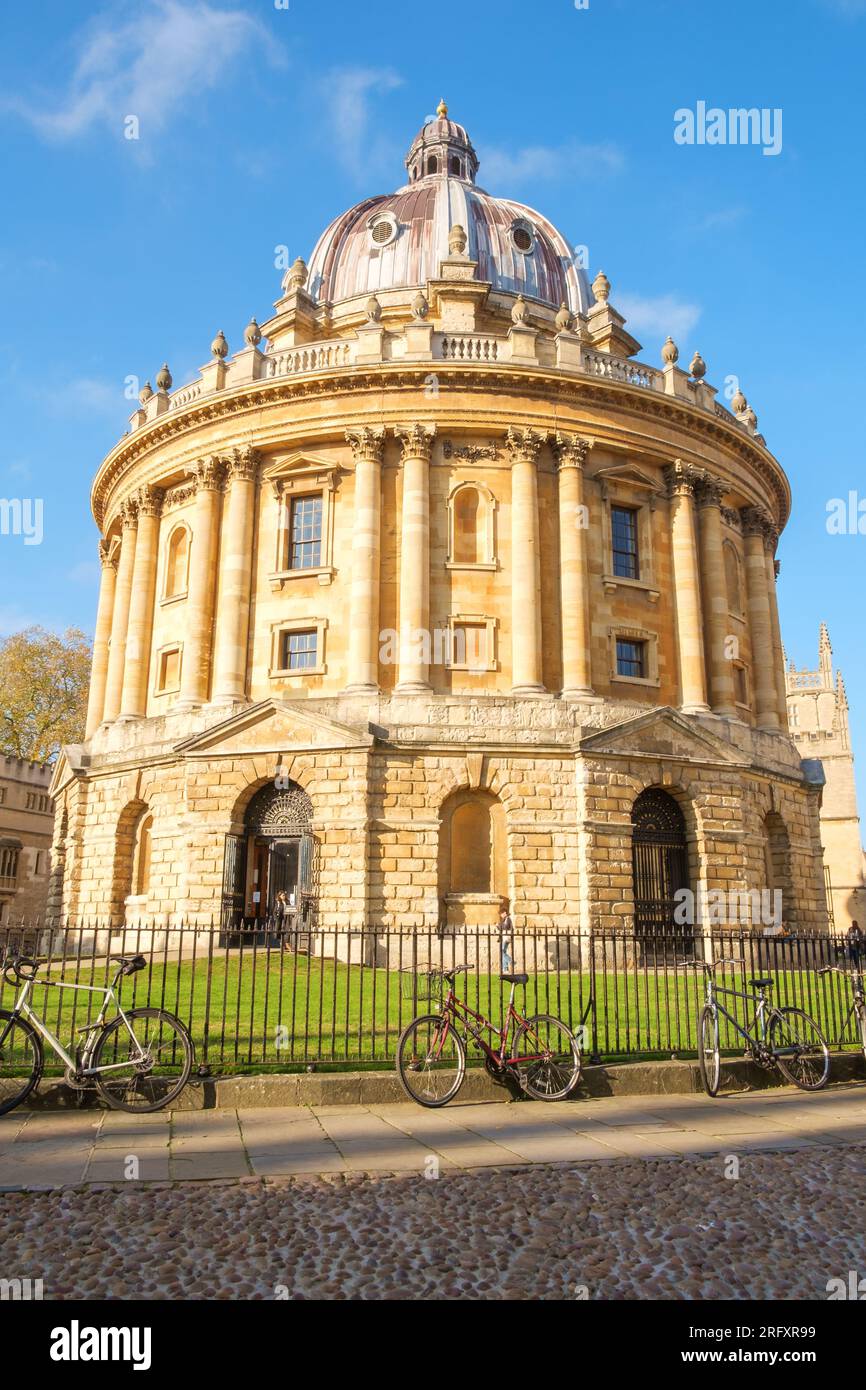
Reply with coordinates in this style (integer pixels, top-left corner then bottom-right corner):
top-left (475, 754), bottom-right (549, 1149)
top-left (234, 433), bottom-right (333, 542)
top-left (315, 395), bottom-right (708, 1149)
top-left (0, 951), bottom-right (194, 1114)
top-left (818, 960), bottom-right (866, 1061)
top-left (396, 965), bottom-right (581, 1107)
top-left (681, 958), bottom-right (830, 1097)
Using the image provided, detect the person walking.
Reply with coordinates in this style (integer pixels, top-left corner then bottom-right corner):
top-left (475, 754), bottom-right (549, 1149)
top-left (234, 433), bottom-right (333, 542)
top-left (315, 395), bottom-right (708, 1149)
top-left (273, 890), bottom-right (291, 950)
top-left (498, 898), bottom-right (514, 974)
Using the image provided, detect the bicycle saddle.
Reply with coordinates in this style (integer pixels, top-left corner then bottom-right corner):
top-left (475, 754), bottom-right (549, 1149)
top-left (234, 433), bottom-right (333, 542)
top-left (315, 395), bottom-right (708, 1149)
top-left (111, 954), bottom-right (147, 975)
top-left (501, 973), bottom-right (529, 985)
top-left (750, 977), bottom-right (774, 990)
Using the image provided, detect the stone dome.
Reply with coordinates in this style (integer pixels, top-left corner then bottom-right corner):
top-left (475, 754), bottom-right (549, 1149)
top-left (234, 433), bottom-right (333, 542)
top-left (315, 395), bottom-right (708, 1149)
top-left (305, 102), bottom-right (592, 314)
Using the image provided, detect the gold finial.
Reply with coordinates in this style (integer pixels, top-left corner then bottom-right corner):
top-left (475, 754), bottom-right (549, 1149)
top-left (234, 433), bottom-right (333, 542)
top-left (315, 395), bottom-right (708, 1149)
top-left (436, 98), bottom-right (448, 118)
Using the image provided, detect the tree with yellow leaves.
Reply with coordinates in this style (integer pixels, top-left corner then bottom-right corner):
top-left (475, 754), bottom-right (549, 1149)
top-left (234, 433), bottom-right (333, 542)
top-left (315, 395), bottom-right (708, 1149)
top-left (0, 627), bottom-right (92, 765)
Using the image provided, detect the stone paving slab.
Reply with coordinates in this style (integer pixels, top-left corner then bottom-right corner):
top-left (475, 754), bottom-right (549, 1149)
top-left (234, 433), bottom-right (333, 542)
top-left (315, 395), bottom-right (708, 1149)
top-left (0, 1082), bottom-right (865, 1187)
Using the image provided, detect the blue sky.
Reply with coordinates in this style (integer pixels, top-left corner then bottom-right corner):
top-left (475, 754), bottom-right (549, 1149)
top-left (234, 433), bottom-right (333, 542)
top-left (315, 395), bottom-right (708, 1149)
top-left (0, 0), bottom-right (864, 812)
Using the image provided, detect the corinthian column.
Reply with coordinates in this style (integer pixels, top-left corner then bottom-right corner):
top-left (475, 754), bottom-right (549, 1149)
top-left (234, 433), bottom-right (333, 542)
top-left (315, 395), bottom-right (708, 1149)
top-left (765, 538), bottom-right (789, 731)
top-left (345, 426), bottom-right (385, 693)
top-left (394, 423), bottom-right (435, 692)
top-left (506, 428), bottom-right (545, 694)
top-left (552, 433), bottom-right (593, 698)
top-left (741, 507), bottom-right (780, 732)
top-left (85, 539), bottom-right (118, 737)
top-left (178, 457), bottom-right (225, 707)
top-left (695, 476), bottom-right (737, 718)
top-left (119, 484), bottom-right (163, 720)
top-left (212, 447), bottom-right (259, 704)
top-left (102, 500), bottom-right (138, 723)
top-left (664, 462), bottom-right (710, 714)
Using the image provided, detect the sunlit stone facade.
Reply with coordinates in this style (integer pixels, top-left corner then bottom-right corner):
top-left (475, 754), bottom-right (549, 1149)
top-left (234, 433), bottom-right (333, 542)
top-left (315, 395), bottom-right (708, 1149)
top-left (50, 105), bottom-right (829, 939)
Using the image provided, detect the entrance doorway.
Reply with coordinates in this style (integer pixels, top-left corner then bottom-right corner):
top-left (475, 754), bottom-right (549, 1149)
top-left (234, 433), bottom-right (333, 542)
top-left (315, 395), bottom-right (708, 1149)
top-left (221, 781), bottom-right (315, 938)
top-left (631, 788), bottom-right (691, 945)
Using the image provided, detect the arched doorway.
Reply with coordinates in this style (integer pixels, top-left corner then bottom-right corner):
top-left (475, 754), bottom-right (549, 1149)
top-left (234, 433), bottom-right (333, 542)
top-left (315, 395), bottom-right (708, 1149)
top-left (222, 781), bottom-right (315, 934)
top-left (631, 788), bottom-right (690, 942)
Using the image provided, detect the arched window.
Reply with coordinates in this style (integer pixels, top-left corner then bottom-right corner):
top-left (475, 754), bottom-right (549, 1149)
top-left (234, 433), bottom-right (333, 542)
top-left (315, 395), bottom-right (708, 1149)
top-left (165, 525), bottom-right (190, 599)
top-left (426, 155), bottom-right (438, 175)
top-left (724, 541), bottom-right (743, 616)
top-left (450, 155), bottom-right (461, 176)
top-left (631, 788), bottom-right (690, 940)
top-left (448, 483), bottom-right (495, 567)
top-left (763, 811), bottom-right (794, 922)
top-left (133, 812), bottom-right (153, 897)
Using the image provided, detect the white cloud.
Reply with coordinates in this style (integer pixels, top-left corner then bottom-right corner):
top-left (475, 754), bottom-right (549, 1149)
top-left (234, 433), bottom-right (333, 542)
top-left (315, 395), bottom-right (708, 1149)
top-left (37, 376), bottom-right (124, 418)
top-left (320, 66), bottom-right (404, 178)
top-left (479, 141), bottom-right (624, 187)
top-left (616, 293), bottom-right (701, 341)
top-left (696, 206), bottom-right (747, 232)
top-left (4, 0), bottom-right (281, 142)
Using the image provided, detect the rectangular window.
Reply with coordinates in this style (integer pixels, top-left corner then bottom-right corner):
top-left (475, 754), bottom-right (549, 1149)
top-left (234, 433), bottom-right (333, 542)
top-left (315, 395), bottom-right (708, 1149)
top-left (290, 496), bottom-right (323, 570)
top-left (0, 847), bottom-right (19, 885)
top-left (611, 506), bottom-right (639, 580)
top-left (281, 629), bottom-right (318, 671)
top-left (26, 792), bottom-right (35, 810)
top-left (452, 623), bottom-right (487, 672)
top-left (616, 638), bottom-right (647, 679)
top-left (0, 789), bottom-right (6, 805)
top-left (33, 851), bottom-right (42, 876)
top-left (734, 665), bottom-right (749, 705)
top-left (158, 647), bottom-right (181, 693)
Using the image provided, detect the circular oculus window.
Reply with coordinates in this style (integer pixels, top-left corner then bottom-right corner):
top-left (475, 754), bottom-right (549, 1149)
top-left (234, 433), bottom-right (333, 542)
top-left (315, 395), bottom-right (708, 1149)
top-left (511, 224), bottom-right (534, 254)
top-left (369, 215), bottom-right (398, 248)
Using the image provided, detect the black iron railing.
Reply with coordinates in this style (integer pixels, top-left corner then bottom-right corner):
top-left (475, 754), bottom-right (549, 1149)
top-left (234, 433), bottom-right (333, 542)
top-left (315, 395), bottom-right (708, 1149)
top-left (0, 922), bottom-right (861, 1071)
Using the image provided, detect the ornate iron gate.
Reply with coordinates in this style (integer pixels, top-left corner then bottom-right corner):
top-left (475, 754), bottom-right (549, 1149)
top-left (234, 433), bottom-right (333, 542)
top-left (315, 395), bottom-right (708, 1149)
top-left (631, 788), bottom-right (690, 940)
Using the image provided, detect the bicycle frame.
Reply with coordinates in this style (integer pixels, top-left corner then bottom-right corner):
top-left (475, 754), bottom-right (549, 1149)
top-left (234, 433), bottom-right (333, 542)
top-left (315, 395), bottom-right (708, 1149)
top-left (2, 974), bottom-right (148, 1077)
top-left (703, 975), bottom-right (777, 1051)
top-left (435, 979), bottom-right (548, 1066)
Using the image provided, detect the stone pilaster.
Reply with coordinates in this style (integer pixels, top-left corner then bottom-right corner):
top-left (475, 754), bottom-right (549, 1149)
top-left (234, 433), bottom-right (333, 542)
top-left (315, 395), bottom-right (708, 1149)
top-left (552, 432), bottom-right (593, 697)
top-left (178, 457), bottom-right (225, 707)
top-left (119, 484), bottom-right (163, 720)
top-left (212, 447), bottom-right (259, 704)
top-left (394, 424), bottom-right (435, 692)
top-left (741, 507), bottom-right (781, 732)
top-left (345, 426), bottom-right (385, 693)
top-left (102, 500), bottom-right (138, 724)
top-left (664, 462), bottom-right (710, 714)
top-left (506, 428), bottom-right (545, 694)
top-left (765, 538), bottom-right (789, 731)
top-left (695, 476), bottom-right (737, 718)
top-left (85, 539), bottom-right (118, 737)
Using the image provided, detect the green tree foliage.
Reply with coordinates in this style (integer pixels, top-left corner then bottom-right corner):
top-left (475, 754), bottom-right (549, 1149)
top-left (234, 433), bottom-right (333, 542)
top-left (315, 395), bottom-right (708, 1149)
top-left (0, 627), bottom-right (92, 764)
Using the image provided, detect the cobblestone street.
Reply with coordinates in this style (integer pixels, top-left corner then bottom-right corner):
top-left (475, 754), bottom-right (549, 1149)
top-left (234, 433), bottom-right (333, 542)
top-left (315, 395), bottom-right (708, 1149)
top-left (1, 1086), bottom-right (865, 1299)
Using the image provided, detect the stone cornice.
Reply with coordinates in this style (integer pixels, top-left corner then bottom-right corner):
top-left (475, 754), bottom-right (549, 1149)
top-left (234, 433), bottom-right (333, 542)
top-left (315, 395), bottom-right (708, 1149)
top-left (92, 363), bottom-right (790, 531)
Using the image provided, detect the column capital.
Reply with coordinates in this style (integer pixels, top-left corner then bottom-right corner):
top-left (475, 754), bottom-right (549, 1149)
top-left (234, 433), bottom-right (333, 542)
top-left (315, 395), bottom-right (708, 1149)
top-left (98, 538), bottom-right (118, 571)
top-left (227, 445), bottom-right (261, 482)
top-left (550, 432), bottom-right (592, 469)
top-left (131, 483), bottom-right (164, 518)
top-left (118, 496), bottom-right (139, 529)
top-left (189, 455), bottom-right (226, 493)
top-left (740, 504), bottom-right (775, 542)
top-left (505, 426), bottom-right (544, 467)
top-left (663, 460), bottom-right (703, 498)
top-left (345, 425), bottom-right (386, 463)
top-left (774, 558), bottom-right (781, 580)
top-left (694, 473), bottom-right (726, 509)
top-left (393, 423), bottom-right (436, 462)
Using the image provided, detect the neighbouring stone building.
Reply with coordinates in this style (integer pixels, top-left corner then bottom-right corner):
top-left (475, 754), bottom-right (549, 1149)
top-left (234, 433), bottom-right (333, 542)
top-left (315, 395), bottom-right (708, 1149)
top-left (0, 758), bottom-right (53, 925)
top-left (50, 103), bottom-right (829, 942)
top-left (786, 625), bottom-right (866, 930)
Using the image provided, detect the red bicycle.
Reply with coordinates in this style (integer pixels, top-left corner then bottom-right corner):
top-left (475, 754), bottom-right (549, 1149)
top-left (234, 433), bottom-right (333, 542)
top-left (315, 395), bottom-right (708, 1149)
top-left (396, 965), bottom-right (581, 1107)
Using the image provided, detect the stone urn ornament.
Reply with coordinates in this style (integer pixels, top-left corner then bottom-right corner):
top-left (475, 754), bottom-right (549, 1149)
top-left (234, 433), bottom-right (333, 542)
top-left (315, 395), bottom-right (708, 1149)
top-left (365, 294), bottom-right (382, 323)
top-left (156, 362), bottom-right (172, 392)
top-left (731, 388), bottom-right (748, 416)
top-left (211, 330), bottom-right (229, 360)
top-left (448, 223), bottom-right (468, 257)
top-left (661, 336), bottom-right (679, 366)
top-left (411, 290), bottom-right (429, 321)
top-left (289, 257), bottom-right (308, 291)
top-left (511, 294), bottom-right (528, 325)
top-left (591, 269), bottom-right (611, 304)
top-left (244, 317), bottom-right (262, 348)
top-left (138, 381), bottom-right (153, 405)
top-left (689, 351), bottom-right (706, 381)
top-left (555, 301), bottom-right (573, 333)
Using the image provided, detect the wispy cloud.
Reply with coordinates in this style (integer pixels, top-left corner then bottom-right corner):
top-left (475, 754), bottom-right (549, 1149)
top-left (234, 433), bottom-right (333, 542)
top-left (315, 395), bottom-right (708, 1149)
top-left (696, 205), bottom-right (747, 232)
top-left (479, 141), bottom-right (624, 187)
top-left (3, 0), bottom-right (282, 143)
top-left (616, 293), bottom-right (701, 341)
top-left (319, 66), bottom-right (404, 179)
top-left (35, 375), bottom-right (125, 419)
top-left (821, 0), bottom-right (866, 13)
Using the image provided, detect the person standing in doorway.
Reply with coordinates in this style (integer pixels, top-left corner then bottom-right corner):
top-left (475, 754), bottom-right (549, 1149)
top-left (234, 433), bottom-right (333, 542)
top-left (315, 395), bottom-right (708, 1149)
top-left (499, 898), bottom-right (514, 974)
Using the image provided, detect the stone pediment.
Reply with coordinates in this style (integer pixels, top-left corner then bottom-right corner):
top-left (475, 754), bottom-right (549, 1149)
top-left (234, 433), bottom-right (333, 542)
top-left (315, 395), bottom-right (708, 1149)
top-left (174, 700), bottom-right (373, 758)
top-left (579, 706), bottom-right (747, 766)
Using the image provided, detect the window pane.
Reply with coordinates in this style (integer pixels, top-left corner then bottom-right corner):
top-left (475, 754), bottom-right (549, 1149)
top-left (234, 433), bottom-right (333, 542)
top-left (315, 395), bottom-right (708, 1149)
top-left (611, 506), bottom-right (639, 580)
top-left (290, 496), bottom-right (323, 569)
top-left (452, 624), bottom-right (486, 670)
top-left (281, 629), bottom-right (318, 670)
top-left (616, 639), bottom-right (646, 678)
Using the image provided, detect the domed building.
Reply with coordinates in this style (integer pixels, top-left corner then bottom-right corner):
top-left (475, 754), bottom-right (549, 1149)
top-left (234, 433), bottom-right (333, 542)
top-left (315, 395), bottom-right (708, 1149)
top-left (50, 103), bottom-right (829, 942)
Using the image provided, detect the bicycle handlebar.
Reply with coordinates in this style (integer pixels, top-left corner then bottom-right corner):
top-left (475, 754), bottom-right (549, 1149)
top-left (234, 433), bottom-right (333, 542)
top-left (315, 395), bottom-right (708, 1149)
top-left (1, 953), bottom-right (39, 986)
top-left (677, 958), bottom-right (746, 972)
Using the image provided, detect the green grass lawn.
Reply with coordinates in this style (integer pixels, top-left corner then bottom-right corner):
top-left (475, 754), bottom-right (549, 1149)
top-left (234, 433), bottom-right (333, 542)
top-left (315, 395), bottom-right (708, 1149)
top-left (2, 952), bottom-right (861, 1074)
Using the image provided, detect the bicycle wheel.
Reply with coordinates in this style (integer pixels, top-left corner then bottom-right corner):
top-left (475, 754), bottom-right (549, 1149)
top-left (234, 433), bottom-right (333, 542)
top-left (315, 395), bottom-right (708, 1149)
top-left (769, 1007), bottom-right (830, 1091)
top-left (697, 1005), bottom-right (721, 1097)
top-left (512, 1014), bottom-right (581, 1100)
top-left (396, 1014), bottom-right (465, 1107)
top-left (0, 1010), bottom-right (42, 1115)
top-left (91, 1008), bottom-right (193, 1112)
top-left (858, 1003), bottom-right (866, 1064)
